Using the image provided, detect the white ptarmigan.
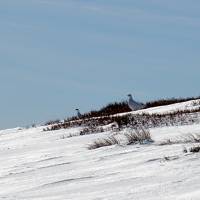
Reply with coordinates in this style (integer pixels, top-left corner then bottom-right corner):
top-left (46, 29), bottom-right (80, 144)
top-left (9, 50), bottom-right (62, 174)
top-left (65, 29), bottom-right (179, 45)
top-left (75, 109), bottom-right (82, 118)
top-left (127, 94), bottom-right (144, 111)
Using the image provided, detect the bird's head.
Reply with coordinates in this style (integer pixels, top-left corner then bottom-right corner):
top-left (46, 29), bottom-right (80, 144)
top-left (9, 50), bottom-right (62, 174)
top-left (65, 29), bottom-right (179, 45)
top-left (127, 94), bottom-right (132, 97)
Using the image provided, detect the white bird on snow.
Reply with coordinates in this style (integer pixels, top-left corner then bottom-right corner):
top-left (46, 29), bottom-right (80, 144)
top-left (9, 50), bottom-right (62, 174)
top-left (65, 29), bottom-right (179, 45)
top-left (127, 94), bottom-right (144, 111)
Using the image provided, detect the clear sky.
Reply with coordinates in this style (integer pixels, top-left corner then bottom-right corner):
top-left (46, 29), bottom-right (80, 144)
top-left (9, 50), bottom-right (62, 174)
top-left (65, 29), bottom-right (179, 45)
top-left (0, 0), bottom-right (200, 129)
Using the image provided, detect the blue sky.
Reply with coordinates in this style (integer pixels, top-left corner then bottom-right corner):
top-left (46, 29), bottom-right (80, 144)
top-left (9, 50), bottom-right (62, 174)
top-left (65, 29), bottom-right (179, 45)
top-left (0, 0), bottom-right (200, 129)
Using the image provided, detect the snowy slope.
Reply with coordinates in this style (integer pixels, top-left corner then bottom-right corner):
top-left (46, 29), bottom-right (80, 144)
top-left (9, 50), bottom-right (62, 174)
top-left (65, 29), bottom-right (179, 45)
top-left (117, 99), bottom-right (200, 116)
top-left (1, 100), bottom-right (200, 200)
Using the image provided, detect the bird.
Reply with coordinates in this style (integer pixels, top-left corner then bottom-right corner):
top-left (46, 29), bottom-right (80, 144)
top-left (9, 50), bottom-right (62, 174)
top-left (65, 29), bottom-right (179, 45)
top-left (127, 94), bottom-right (144, 111)
top-left (75, 108), bottom-right (82, 118)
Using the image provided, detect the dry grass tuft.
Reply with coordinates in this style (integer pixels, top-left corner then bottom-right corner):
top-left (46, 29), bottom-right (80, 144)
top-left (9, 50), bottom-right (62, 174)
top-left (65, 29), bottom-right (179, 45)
top-left (88, 127), bottom-right (153, 150)
top-left (88, 136), bottom-right (120, 150)
top-left (124, 128), bottom-right (153, 145)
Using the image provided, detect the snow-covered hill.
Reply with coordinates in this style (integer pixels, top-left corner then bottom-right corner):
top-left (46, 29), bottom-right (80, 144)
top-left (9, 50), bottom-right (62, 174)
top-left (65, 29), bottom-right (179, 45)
top-left (118, 99), bottom-right (200, 116)
top-left (1, 100), bottom-right (200, 200)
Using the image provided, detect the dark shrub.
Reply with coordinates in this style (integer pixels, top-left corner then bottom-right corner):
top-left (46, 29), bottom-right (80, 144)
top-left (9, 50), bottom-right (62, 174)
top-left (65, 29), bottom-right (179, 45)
top-left (189, 146), bottom-right (200, 153)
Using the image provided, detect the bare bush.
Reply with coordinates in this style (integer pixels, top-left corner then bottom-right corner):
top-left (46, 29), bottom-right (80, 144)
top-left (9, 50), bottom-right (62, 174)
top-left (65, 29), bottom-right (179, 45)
top-left (124, 128), bottom-right (153, 145)
top-left (189, 146), bottom-right (200, 153)
top-left (88, 127), bottom-right (153, 150)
